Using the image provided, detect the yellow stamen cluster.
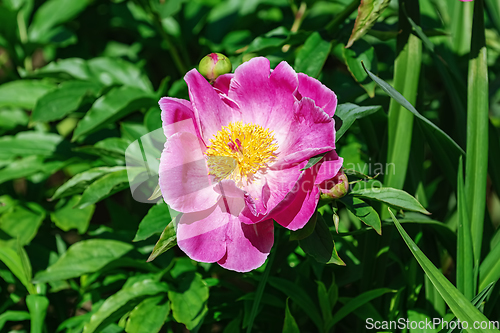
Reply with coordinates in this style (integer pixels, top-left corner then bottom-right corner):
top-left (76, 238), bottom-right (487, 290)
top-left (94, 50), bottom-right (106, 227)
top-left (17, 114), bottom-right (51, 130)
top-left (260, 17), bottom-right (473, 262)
top-left (206, 121), bottom-right (278, 183)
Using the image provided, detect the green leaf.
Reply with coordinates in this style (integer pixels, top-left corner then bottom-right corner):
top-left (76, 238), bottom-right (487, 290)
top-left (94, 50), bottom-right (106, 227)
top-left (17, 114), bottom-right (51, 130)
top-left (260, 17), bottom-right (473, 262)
top-left (299, 213), bottom-right (345, 265)
top-left (76, 167), bottom-right (144, 209)
top-left (33, 58), bottom-right (92, 80)
top-left (317, 281), bottom-right (333, 326)
top-left (125, 295), bottom-right (170, 333)
top-left (245, 27), bottom-right (290, 53)
top-left (50, 166), bottom-right (126, 200)
top-left (289, 212), bottom-right (316, 241)
top-left (300, 152), bottom-right (327, 171)
top-left (282, 298), bottom-right (300, 333)
top-left (50, 196), bottom-right (95, 234)
top-left (168, 272), bottom-right (208, 330)
top-left (456, 157), bottom-right (474, 300)
top-left (147, 220), bottom-right (177, 262)
top-left (0, 245), bottom-right (36, 294)
top-left (295, 32), bottom-right (332, 78)
top-left (0, 80), bottom-right (55, 109)
top-left (75, 138), bottom-right (129, 160)
top-left (389, 210), bottom-right (500, 332)
top-left (465, 0), bottom-right (489, 277)
top-left (346, 0), bottom-right (391, 48)
top-left (362, 63), bottom-right (465, 185)
top-left (33, 239), bottom-right (133, 283)
top-left (72, 86), bottom-right (156, 141)
top-left (29, 0), bottom-right (91, 42)
top-left (326, 288), bottom-right (395, 330)
top-left (0, 203), bottom-right (45, 246)
top-left (83, 279), bottom-right (169, 333)
top-left (134, 203), bottom-right (171, 242)
top-left (0, 156), bottom-right (45, 184)
top-left (0, 109), bottom-right (29, 131)
top-left (26, 295), bottom-right (49, 333)
top-left (0, 131), bottom-right (64, 159)
top-left (350, 187), bottom-right (430, 214)
top-left (335, 103), bottom-right (381, 142)
top-left (479, 239), bottom-right (500, 292)
top-left (32, 81), bottom-right (101, 122)
top-left (0, 311), bottom-right (31, 331)
top-left (268, 276), bottom-right (323, 331)
top-left (342, 40), bottom-right (378, 97)
top-left (340, 195), bottom-right (381, 235)
top-left (87, 57), bottom-right (153, 92)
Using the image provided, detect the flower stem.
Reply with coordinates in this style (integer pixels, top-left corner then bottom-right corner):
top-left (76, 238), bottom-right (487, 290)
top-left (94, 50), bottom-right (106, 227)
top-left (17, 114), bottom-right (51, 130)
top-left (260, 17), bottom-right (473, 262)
top-left (246, 230), bottom-right (278, 333)
top-left (150, 11), bottom-right (187, 75)
top-left (325, 0), bottom-right (360, 34)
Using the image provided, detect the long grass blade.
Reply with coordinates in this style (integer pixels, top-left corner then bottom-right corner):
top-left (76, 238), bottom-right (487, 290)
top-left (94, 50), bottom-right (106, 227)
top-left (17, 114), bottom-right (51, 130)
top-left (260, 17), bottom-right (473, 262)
top-left (389, 210), bottom-right (499, 332)
top-left (465, 0), bottom-right (489, 282)
top-left (456, 156), bottom-right (474, 300)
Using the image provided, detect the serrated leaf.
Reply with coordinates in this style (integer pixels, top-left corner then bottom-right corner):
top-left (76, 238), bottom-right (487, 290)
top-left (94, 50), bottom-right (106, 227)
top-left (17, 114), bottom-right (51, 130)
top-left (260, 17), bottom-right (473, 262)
top-left (347, 0), bottom-right (391, 48)
top-left (350, 187), bottom-right (430, 214)
top-left (33, 239), bottom-right (133, 283)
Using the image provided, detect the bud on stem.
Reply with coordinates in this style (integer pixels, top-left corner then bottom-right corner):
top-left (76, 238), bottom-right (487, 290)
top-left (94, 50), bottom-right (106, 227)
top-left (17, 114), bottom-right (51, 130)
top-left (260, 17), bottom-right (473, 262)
top-left (199, 53), bottom-right (232, 82)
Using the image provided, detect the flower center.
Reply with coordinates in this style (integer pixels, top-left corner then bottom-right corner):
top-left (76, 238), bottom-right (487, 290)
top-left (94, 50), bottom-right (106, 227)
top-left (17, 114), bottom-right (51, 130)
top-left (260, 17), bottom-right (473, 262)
top-left (205, 121), bottom-right (278, 183)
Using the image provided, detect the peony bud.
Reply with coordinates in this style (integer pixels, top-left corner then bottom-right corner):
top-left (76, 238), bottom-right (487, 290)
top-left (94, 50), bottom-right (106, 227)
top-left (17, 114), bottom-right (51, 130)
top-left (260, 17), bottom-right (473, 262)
top-left (319, 169), bottom-right (348, 200)
top-left (199, 53), bottom-right (232, 82)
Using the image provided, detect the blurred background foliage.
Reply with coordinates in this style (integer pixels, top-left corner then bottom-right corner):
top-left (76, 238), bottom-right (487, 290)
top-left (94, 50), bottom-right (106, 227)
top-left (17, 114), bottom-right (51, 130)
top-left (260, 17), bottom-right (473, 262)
top-left (0, 0), bottom-right (500, 332)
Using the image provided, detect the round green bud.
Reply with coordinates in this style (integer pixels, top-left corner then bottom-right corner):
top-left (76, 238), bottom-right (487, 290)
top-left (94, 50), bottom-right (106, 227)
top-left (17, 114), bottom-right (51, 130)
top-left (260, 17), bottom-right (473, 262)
top-left (199, 53), bottom-right (232, 82)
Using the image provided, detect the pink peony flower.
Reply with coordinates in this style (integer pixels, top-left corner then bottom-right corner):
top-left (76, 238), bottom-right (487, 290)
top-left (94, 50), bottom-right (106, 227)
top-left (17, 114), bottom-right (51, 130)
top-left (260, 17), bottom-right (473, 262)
top-left (158, 57), bottom-right (343, 272)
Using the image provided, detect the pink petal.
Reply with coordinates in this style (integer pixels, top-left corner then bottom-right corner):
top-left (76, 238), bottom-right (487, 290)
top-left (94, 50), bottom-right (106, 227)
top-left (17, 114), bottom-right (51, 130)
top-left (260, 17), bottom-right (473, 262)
top-left (176, 196), bottom-right (245, 263)
top-left (159, 132), bottom-right (218, 213)
top-left (185, 69), bottom-right (238, 141)
top-left (159, 97), bottom-right (201, 139)
top-left (296, 73), bottom-right (338, 117)
top-left (273, 97), bottom-right (335, 169)
top-left (218, 218), bottom-right (274, 272)
top-left (213, 73), bottom-right (234, 95)
top-left (228, 58), bottom-right (297, 137)
top-left (213, 179), bottom-right (245, 199)
top-left (240, 163), bottom-right (303, 224)
top-left (270, 167), bottom-right (320, 230)
top-left (315, 151), bottom-right (343, 184)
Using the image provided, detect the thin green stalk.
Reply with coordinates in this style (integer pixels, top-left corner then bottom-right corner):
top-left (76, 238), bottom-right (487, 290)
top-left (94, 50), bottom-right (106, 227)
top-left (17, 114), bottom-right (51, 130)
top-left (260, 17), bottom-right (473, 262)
top-left (465, 0), bottom-right (489, 282)
top-left (150, 11), bottom-right (187, 75)
top-left (450, 0), bottom-right (474, 56)
top-left (457, 156), bottom-right (474, 300)
top-left (17, 9), bottom-right (32, 72)
top-left (325, 0), bottom-right (360, 34)
top-left (246, 234), bottom-right (277, 333)
top-left (382, 0), bottom-right (422, 217)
